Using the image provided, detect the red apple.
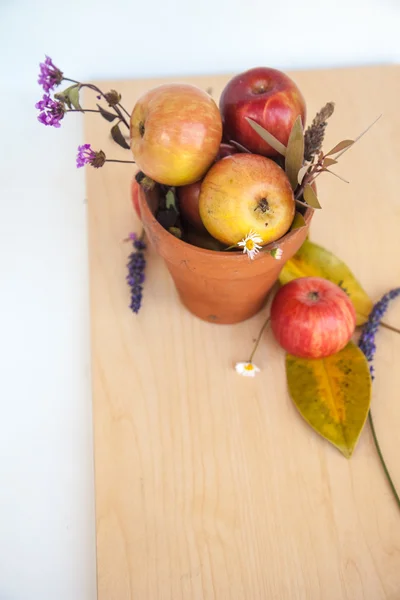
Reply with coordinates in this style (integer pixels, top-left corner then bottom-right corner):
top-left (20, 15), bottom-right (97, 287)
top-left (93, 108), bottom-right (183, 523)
top-left (270, 277), bottom-right (356, 359)
top-left (219, 67), bottom-right (306, 157)
top-left (199, 153), bottom-right (295, 246)
top-left (177, 143), bottom-right (237, 232)
top-left (130, 83), bottom-right (222, 186)
top-left (177, 181), bottom-right (205, 232)
top-left (131, 176), bottom-right (141, 220)
top-left (216, 142), bottom-right (237, 159)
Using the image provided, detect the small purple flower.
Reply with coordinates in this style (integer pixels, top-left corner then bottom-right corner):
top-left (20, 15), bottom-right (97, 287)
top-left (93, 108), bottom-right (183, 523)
top-left (38, 56), bottom-right (63, 93)
top-left (76, 144), bottom-right (96, 167)
top-left (76, 144), bottom-right (106, 168)
top-left (126, 234), bottom-right (146, 314)
top-left (358, 287), bottom-right (400, 379)
top-left (35, 94), bottom-right (65, 128)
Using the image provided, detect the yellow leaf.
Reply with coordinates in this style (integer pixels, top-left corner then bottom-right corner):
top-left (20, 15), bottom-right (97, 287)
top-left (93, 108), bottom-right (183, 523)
top-left (286, 342), bottom-right (371, 458)
top-left (278, 239), bottom-right (373, 325)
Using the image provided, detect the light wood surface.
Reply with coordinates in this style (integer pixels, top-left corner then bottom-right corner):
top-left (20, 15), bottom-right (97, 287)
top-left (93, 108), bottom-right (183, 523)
top-left (85, 66), bottom-right (400, 600)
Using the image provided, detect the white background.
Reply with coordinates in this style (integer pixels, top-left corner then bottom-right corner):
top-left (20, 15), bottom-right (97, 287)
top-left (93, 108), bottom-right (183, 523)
top-left (0, 1), bottom-right (399, 599)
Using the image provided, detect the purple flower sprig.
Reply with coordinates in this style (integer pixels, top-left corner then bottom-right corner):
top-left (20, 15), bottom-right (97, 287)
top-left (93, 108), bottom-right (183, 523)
top-left (76, 144), bottom-right (106, 168)
top-left (38, 56), bottom-right (63, 93)
top-left (358, 287), bottom-right (400, 379)
top-left (358, 286), bottom-right (400, 512)
top-left (126, 233), bottom-right (147, 314)
top-left (35, 94), bottom-right (65, 128)
top-left (75, 144), bottom-right (135, 169)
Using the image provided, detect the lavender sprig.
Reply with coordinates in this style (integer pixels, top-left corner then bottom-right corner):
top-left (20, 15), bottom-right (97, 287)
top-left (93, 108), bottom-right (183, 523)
top-left (358, 287), bottom-right (400, 511)
top-left (358, 287), bottom-right (400, 379)
top-left (126, 233), bottom-right (146, 314)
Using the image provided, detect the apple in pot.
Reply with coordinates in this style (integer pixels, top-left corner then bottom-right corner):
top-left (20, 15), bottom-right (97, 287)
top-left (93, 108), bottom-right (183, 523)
top-left (177, 181), bottom-right (205, 233)
top-left (219, 67), bottom-right (306, 156)
top-left (199, 153), bottom-right (295, 246)
top-left (270, 277), bottom-right (356, 359)
top-left (177, 143), bottom-right (237, 232)
top-left (130, 83), bottom-right (222, 186)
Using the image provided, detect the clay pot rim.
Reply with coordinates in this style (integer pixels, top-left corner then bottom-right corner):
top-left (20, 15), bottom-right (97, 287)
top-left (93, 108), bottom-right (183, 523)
top-left (139, 185), bottom-right (314, 262)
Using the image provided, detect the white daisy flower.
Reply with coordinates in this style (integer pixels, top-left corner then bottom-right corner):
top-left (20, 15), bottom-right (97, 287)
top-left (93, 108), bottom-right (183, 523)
top-left (237, 230), bottom-right (263, 260)
top-left (270, 247), bottom-right (283, 260)
top-left (235, 362), bottom-right (260, 377)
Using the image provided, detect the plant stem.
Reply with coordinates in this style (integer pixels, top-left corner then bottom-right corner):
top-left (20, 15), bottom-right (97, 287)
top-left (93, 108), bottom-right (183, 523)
top-left (380, 321), bottom-right (400, 335)
top-left (248, 316), bottom-right (270, 363)
top-left (119, 103), bottom-right (131, 118)
top-left (66, 109), bottom-right (101, 114)
top-left (369, 411), bottom-right (400, 510)
top-left (63, 77), bottom-right (80, 85)
top-left (63, 77), bottom-right (131, 129)
top-left (106, 159), bottom-right (136, 164)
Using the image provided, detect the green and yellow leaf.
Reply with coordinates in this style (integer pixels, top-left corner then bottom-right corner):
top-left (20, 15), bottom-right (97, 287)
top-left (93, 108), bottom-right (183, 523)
top-left (286, 342), bottom-right (371, 458)
top-left (279, 239), bottom-right (373, 325)
top-left (285, 116), bottom-right (304, 190)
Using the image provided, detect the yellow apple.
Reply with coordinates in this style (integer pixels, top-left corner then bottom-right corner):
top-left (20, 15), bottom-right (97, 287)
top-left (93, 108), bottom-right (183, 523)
top-left (130, 84), bottom-right (222, 186)
top-left (199, 153), bottom-right (295, 246)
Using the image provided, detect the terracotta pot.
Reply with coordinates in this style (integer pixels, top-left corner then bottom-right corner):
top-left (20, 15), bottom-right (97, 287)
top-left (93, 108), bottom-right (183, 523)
top-left (138, 185), bottom-right (313, 324)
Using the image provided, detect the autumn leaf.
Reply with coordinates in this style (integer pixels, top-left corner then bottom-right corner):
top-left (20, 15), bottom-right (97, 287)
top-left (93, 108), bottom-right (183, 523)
top-left (245, 117), bottom-right (287, 156)
top-left (326, 139), bottom-right (354, 155)
top-left (285, 116), bottom-right (304, 190)
top-left (290, 212), bottom-right (306, 230)
top-left (279, 239), bottom-right (373, 325)
top-left (303, 184), bottom-right (321, 209)
top-left (286, 342), bottom-right (371, 458)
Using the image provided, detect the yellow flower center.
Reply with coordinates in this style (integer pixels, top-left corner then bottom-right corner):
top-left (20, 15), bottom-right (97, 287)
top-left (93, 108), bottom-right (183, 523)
top-left (244, 364), bottom-right (254, 371)
top-left (246, 239), bottom-right (255, 251)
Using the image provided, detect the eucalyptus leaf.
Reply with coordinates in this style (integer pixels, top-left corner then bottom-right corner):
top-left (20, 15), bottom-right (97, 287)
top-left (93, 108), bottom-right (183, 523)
top-left (245, 117), bottom-right (287, 156)
top-left (303, 184), bottom-right (321, 209)
top-left (323, 157), bottom-right (338, 168)
top-left (326, 139), bottom-right (354, 155)
top-left (322, 169), bottom-right (349, 184)
top-left (110, 123), bottom-right (130, 149)
top-left (297, 164), bottom-right (309, 185)
top-left (285, 116), bottom-right (304, 190)
top-left (97, 104), bottom-right (118, 122)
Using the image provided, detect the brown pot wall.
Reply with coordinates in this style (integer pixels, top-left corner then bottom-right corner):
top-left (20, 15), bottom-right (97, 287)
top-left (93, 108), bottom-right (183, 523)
top-left (138, 186), bottom-right (313, 324)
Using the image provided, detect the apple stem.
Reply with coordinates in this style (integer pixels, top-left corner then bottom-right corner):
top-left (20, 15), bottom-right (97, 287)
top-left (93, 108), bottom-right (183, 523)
top-left (248, 316), bottom-right (270, 363)
top-left (254, 198), bottom-right (270, 213)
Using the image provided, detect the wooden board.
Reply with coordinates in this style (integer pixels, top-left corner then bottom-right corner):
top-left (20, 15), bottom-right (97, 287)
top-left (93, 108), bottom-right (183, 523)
top-left (85, 66), bottom-right (400, 600)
